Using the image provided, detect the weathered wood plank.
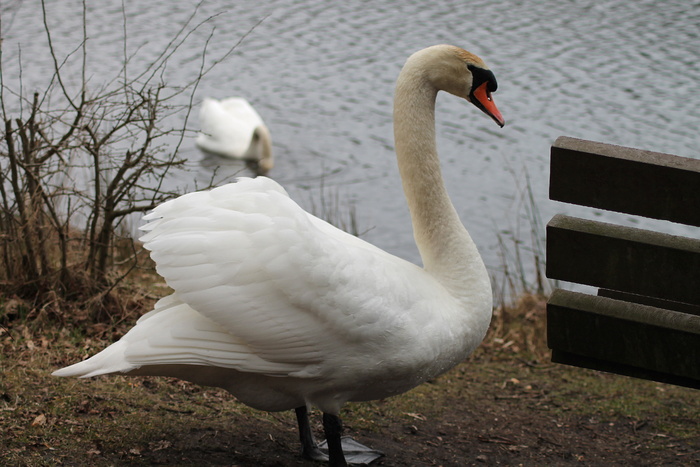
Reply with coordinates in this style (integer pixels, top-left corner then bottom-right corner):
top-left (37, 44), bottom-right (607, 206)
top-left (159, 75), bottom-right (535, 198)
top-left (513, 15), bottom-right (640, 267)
top-left (547, 289), bottom-right (700, 389)
top-left (550, 136), bottom-right (700, 226)
top-left (546, 214), bottom-right (700, 305)
top-left (598, 289), bottom-right (700, 317)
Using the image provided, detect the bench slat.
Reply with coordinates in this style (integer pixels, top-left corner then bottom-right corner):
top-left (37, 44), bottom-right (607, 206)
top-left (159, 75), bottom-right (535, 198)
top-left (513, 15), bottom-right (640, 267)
top-left (598, 289), bottom-right (700, 317)
top-left (547, 289), bottom-right (700, 389)
top-left (550, 136), bottom-right (700, 227)
top-left (547, 214), bottom-right (700, 305)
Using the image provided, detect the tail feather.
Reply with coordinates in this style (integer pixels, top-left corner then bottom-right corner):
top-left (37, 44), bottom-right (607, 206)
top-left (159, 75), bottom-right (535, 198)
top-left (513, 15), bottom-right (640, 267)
top-left (52, 340), bottom-right (135, 378)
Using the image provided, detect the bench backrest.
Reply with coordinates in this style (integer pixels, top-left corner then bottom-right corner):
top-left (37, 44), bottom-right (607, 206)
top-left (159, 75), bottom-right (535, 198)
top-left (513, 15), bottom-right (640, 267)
top-left (546, 136), bottom-right (700, 389)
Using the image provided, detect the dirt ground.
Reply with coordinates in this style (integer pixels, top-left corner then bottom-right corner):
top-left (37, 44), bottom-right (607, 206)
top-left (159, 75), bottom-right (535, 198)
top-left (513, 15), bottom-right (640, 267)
top-left (2, 298), bottom-right (699, 466)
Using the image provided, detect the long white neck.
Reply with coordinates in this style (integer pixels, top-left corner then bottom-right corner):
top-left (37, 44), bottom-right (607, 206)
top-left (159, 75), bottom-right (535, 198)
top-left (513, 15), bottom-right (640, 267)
top-left (393, 55), bottom-right (490, 300)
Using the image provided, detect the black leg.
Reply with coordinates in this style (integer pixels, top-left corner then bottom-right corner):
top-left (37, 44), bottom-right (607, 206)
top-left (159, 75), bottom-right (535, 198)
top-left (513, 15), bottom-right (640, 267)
top-left (323, 412), bottom-right (348, 467)
top-left (295, 406), bottom-right (327, 461)
top-left (294, 406), bottom-right (383, 466)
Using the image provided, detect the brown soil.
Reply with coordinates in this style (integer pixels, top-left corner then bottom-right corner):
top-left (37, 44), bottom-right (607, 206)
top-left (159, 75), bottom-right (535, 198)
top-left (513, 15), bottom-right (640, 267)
top-left (2, 296), bottom-right (698, 466)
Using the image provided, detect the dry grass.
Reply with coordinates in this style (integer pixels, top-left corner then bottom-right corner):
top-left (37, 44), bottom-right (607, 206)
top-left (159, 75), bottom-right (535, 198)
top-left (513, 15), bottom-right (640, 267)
top-left (486, 293), bottom-right (549, 361)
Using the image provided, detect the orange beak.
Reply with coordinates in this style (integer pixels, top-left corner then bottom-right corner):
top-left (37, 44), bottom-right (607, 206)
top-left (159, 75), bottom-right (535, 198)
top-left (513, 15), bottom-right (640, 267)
top-left (472, 82), bottom-right (505, 127)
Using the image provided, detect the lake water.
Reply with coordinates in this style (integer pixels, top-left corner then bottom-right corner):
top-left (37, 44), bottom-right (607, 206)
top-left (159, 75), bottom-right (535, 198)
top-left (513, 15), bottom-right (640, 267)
top-left (3, 0), bottom-right (699, 293)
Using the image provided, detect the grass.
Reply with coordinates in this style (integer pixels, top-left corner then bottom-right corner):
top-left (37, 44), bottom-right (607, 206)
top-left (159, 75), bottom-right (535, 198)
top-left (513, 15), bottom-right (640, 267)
top-left (2, 294), bottom-right (698, 466)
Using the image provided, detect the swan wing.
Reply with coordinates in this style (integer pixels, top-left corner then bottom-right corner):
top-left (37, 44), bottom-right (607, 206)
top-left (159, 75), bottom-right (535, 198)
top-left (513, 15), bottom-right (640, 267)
top-left (138, 177), bottom-right (430, 377)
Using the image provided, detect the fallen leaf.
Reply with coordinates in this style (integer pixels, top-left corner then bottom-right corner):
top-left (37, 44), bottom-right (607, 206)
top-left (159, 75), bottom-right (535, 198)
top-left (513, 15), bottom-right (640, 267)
top-left (31, 414), bottom-right (46, 426)
top-left (404, 412), bottom-right (427, 421)
top-left (149, 440), bottom-right (172, 452)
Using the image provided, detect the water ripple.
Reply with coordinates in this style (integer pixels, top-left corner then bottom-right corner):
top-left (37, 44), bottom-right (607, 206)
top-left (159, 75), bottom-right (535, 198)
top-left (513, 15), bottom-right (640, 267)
top-left (2, 0), bottom-right (698, 283)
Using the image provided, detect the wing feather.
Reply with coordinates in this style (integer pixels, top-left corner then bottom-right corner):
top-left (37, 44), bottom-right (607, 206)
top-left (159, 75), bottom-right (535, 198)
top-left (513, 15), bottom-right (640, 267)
top-left (138, 178), bottom-right (433, 376)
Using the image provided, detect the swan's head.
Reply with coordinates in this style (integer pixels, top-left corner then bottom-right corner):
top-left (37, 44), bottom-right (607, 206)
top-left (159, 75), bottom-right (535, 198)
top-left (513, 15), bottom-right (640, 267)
top-left (412, 45), bottom-right (505, 127)
top-left (252, 156), bottom-right (274, 176)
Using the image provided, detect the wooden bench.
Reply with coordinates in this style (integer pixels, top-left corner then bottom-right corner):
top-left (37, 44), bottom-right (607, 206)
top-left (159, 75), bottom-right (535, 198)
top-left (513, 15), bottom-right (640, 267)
top-left (545, 136), bottom-right (700, 389)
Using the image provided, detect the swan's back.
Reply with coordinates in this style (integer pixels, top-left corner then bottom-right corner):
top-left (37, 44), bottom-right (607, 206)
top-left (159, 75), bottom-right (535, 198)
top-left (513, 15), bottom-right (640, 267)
top-left (196, 97), bottom-right (265, 158)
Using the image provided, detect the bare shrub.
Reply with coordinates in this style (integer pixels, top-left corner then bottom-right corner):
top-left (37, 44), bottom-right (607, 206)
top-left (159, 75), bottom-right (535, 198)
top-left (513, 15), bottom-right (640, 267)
top-left (0, 1), bottom-right (254, 324)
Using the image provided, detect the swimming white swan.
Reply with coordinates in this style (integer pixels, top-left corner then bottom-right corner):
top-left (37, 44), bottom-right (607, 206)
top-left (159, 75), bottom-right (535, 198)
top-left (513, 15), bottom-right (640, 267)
top-left (196, 97), bottom-right (274, 175)
top-left (54, 44), bottom-right (505, 466)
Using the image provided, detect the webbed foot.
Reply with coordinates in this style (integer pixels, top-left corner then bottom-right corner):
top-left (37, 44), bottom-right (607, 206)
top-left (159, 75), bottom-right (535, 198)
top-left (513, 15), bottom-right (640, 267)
top-left (295, 406), bottom-right (384, 466)
top-left (317, 436), bottom-right (384, 465)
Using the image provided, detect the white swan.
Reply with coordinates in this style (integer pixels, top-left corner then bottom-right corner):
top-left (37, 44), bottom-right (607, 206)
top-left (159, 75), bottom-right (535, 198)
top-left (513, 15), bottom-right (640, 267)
top-left (196, 97), bottom-right (274, 175)
top-left (54, 44), bottom-right (505, 466)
